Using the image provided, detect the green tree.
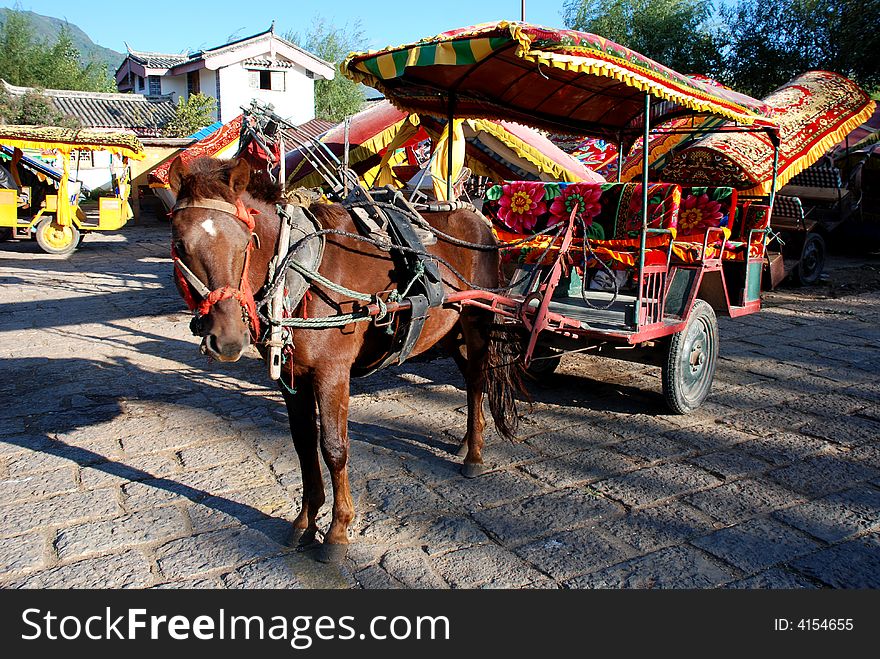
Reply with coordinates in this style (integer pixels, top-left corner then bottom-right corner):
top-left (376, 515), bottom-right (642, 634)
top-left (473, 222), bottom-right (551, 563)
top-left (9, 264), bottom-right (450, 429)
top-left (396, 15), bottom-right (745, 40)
top-left (720, 0), bottom-right (880, 97)
top-left (0, 9), bottom-right (115, 93)
top-left (285, 17), bottom-right (366, 122)
top-left (163, 93), bottom-right (217, 137)
top-left (562, 0), bottom-right (724, 77)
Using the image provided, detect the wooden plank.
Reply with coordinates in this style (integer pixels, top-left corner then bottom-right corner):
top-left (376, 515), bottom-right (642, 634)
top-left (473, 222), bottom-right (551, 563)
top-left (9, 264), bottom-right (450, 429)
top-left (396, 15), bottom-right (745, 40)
top-left (779, 184), bottom-right (847, 202)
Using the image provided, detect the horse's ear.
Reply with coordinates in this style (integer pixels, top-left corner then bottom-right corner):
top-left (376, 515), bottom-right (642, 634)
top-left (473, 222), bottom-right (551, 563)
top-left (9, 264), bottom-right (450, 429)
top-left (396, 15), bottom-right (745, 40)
top-left (229, 158), bottom-right (251, 197)
top-left (168, 156), bottom-right (187, 196)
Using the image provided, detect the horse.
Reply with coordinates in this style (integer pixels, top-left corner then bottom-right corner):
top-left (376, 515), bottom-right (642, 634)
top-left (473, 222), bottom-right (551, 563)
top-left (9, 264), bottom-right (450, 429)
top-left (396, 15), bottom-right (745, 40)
top-left (167, 155), bottom-right (521, 561)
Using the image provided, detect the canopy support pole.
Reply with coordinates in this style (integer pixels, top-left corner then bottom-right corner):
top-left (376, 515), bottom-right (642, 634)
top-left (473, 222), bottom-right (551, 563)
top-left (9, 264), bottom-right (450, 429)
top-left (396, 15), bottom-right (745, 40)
top-left (767, 130), bottom-right (781, 217)
top-left (615, 133), bottom-right (623, 182)
top-left (635, 94), bottom-right (651, 329)
top-left (446, 92), bottom-right (456, 201)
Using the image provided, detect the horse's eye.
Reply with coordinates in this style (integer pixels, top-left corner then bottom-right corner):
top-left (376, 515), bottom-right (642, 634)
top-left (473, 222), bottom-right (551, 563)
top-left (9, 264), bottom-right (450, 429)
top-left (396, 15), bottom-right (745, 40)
top-left (173, 240), bottom-right (187, 256)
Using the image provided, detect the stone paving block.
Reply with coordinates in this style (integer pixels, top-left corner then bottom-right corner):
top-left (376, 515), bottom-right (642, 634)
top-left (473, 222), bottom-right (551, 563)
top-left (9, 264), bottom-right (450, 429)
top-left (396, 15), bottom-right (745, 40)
top-left (616, 435), bottom-right (699, 463)
top-left (418, 514), bottom-right (493, 556)
top-left (187, 484), bottom-right (295, 534)
top-left (692, 517), bottom-right (821, 573)
top-left (662, 424), bottom-right (755, 453)
top-left (742, 432), bottom-right (833, 466)
top-left (788, 534), bottom-right (880, 588)
top-left (521, 422), bottom-right (614, 457)
top-left (0, 488), bottom-right (121, 538)
top-left (592, 462), bottom-right (722, 508)
top-left (380, 547), bottom-right (448, 588)
top-left (223, 555), bottom-right (304, 589)
top-left (7, 550), bottom-right (153, 589)
top-left (354, 565), bottom-right (402, 589)
top-left (720, 406), bottom-right (821, 438)
top-left (430, 468), bottom-right (550, 513)
top-left (472, 489), bottom-right (624, 546)
top-left (519, 447), bottom-right (641, 489)
top-left (152, 577), bottom-right (225, 589)
top-left (172, 458), bottom-right (277, 496)
top-left (0, 532), bottom-right (45, 575)
top-left (514, 527), bottom-right (632, 581)
top-left (432, 544), bottom-right (550, 588)
top-left (597, 501), bottom-right (717, 554)
top-left (4, 438), bottom-right (120, 477)
top-left (687, 449), bottom-right (770, 480)
top-left (725, 567), bottom-right (820, 589)
top-left (773, 485), bottom-right (880, 543)
top-left (686, 478), bottom-right (804, 525)
top-left (55, 507), bottom-right (189, 561)
top-left (768, 454), bottom-right (880, 497)
top-left (155, 528), bottom-right (284, 580)
top-left (567, 545), bottom-right (738, 589)
top-left (79, 452), bottom-right (180, 490)
top-left (798, 415), bottom-right (880, 448)
top-left (1, 466), bottom-right (78, 504)
top-left (366, 477), bottom-right (450, 518)
top-left (179, 439), bottom-right (255, 471)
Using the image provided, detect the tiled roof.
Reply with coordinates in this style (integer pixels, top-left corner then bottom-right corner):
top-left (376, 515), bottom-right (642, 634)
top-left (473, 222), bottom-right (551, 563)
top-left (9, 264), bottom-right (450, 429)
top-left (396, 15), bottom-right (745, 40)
top-left (2, 80), bottom-right (177, 137)
top-left (127, 50), bottom-right (189, 69)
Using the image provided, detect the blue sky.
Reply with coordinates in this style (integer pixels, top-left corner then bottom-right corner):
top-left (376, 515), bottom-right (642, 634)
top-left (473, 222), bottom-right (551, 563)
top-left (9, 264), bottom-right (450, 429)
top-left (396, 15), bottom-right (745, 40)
top-left (11, 1), bottom-right (568, 55)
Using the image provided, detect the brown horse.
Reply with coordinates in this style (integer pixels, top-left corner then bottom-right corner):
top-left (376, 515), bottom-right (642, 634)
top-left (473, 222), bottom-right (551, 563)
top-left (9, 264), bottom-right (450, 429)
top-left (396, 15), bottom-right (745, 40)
top-left (168, 156), bottom-right (520, 561)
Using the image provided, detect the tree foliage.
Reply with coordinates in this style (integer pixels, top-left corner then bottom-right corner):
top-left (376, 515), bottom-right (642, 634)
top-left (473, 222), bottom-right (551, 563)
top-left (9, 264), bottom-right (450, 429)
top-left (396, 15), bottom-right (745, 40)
top-left (0, 8), bottom-right (115, 93)
top-left (721, 0), bottom-right (880, 97)
top-left (163, 93), bottom-right (217, 137)
top-left (561, 0), bottom-right (880, 98)
top-left (562, 0), bottom-right (723, 78)
top-left (285, 17), bottom-right (366, 122)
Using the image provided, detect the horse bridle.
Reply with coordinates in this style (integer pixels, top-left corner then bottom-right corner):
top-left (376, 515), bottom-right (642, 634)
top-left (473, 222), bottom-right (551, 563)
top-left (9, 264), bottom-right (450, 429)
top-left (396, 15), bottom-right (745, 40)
top-left (171, 197), bottom-right (261, 340)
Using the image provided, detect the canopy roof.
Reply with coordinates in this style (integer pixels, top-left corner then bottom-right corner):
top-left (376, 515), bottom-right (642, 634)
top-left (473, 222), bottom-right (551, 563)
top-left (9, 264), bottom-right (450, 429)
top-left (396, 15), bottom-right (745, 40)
top-left (150, 114), bottom-right (242, 187)
top-left (342, 21), bottom-right (777, 143)
top-left (658, 71), bottom-right (876, 195)
top-left (0, 125), bottom-right (145, 159)
top-left (284, 100), bottom-right (603, 189)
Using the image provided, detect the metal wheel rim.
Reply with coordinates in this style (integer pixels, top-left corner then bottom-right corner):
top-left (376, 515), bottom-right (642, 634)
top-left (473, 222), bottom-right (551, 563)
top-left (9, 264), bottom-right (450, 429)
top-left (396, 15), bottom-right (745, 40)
top-left (800, 238), bottom-right (824, 280)
top-left (679, 315), bottom-right (715, 403)
top-left (41, 222), bottom-right (75, 249)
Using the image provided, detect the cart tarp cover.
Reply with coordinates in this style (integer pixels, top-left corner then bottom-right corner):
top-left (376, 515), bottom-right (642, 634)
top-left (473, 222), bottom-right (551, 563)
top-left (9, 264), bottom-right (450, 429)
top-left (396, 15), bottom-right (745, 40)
top-left (150, 114), bottom-right (243, 187)
top-left (341, 21), bottom-right (777, 143)
top-left (0, 125), bottom-right (145, 160)
top-left (284, 99), bottom-right (604, 189)
top-left (657, 71), bottom-right (876, 196)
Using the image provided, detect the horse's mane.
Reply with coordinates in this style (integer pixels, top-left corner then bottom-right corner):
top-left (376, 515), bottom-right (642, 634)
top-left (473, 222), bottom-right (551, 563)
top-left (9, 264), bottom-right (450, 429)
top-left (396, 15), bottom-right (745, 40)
top-left (181, 157), bottom-right (282, 205)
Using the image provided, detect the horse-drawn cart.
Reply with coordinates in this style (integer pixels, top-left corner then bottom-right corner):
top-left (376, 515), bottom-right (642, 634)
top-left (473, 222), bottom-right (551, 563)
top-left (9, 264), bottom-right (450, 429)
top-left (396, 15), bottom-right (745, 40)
top-left (334, 21), bottom-right (782, 412)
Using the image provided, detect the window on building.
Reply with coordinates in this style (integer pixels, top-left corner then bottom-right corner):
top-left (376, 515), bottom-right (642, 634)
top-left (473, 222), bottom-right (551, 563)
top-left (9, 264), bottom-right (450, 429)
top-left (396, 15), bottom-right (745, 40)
top-left (148, 75), bottom-right (161, 95)
top-left (187, 71), bottom-right (200, 97)
top-left (137, 75), bottom-right (144, 91)
top-left (247, 69), bottom-right (285, 91)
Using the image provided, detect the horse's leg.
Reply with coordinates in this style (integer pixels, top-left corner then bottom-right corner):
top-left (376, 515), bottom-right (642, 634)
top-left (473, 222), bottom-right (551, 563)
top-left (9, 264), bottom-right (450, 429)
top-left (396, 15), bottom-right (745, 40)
top-left (313, 366), bottom-right (355, 563)
top-left (279, 378), bottom-right (324, 547)
top-left (458, 310), bottom-right (491, 478)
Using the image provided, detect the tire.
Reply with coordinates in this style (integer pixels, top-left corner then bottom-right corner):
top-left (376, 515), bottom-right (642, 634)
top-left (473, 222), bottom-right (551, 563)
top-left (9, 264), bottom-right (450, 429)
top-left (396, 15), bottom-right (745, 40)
top-left (792, 232), bottom-right (826, 286)
top-left (0, 227), bottom-right (12, 241)
top-left (526, 345), bottom-right (562, 379)
top-left (35, 217), bottom-right (80, 256)
top-left (662, 299), bottom-right (718, 414)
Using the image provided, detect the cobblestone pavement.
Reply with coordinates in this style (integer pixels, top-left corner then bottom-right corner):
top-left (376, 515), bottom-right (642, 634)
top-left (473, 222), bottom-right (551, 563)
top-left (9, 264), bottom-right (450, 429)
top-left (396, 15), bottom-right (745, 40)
top-left (1, 215), bottom-right (879, 589)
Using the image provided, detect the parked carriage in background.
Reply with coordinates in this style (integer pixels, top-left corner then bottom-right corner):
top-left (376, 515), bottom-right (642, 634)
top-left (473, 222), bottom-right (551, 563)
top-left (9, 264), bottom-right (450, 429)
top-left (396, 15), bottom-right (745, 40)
top-left (610, 71), bottom-right (875, 286)
top-left (0, 126), bottom-right (144, 255)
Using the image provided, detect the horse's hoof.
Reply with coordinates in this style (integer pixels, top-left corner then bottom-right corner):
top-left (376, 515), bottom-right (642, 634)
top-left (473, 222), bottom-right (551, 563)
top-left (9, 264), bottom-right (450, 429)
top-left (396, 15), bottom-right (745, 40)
top-left (456, 442), bottom-right (469, 458)
top-left (461, 462), bottom-right (488, 479)
top-left (317, 542), bottom-right (349, 564)
top-left (288, 527), bottom-right (318, 549)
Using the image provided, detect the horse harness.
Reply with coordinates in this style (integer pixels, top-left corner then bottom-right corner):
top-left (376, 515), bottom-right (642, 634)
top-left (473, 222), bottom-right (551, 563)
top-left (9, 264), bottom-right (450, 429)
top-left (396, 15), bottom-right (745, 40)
top-left (172, 188), bottom-right (447, 376)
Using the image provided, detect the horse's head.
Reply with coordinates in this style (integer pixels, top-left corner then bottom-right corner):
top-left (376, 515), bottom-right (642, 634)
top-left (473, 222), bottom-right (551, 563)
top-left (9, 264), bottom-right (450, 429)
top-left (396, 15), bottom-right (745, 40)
top-left (169, 156), bottom-right (260, 362)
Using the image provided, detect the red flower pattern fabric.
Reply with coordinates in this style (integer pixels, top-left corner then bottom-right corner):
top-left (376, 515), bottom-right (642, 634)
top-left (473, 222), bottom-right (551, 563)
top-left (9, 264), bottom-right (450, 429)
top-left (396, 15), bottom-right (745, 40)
top-left (548, 183), bottom-right (603, 227)
top-left (496, 181), bottom-right (547, 232)
top-left (679, 193), bottom-right (724, 233)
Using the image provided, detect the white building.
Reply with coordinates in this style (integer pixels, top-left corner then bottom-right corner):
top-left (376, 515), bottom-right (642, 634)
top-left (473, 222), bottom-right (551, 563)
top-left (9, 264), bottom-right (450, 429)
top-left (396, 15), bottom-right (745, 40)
top-left (115, 25), bottom-right (335, 125)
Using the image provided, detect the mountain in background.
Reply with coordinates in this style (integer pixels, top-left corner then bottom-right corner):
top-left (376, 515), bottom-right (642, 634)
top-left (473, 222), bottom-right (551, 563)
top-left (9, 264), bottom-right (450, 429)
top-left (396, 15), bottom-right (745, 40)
top-left (0, 8), bottom-right (124, 75)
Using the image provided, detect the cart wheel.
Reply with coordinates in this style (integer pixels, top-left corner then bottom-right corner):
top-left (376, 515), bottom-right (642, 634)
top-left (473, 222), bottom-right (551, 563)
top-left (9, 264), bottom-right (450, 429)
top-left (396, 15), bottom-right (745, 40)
top-left (525, 345), bottom-right (562, 380)
top-left (662, 299), bottom-right (718, 414)
top-left (792, 232), bottom-right (826, 286)
top-left (0, 227), bottom-right (12, 241)
top-left (35, 217), bottom-right (80, 255)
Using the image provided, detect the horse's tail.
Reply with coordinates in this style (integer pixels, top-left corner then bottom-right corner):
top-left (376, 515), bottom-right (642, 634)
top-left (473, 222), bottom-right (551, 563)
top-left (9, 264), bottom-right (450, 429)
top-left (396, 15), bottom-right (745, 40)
top-left (485, 317), bottom-right (527, 440)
